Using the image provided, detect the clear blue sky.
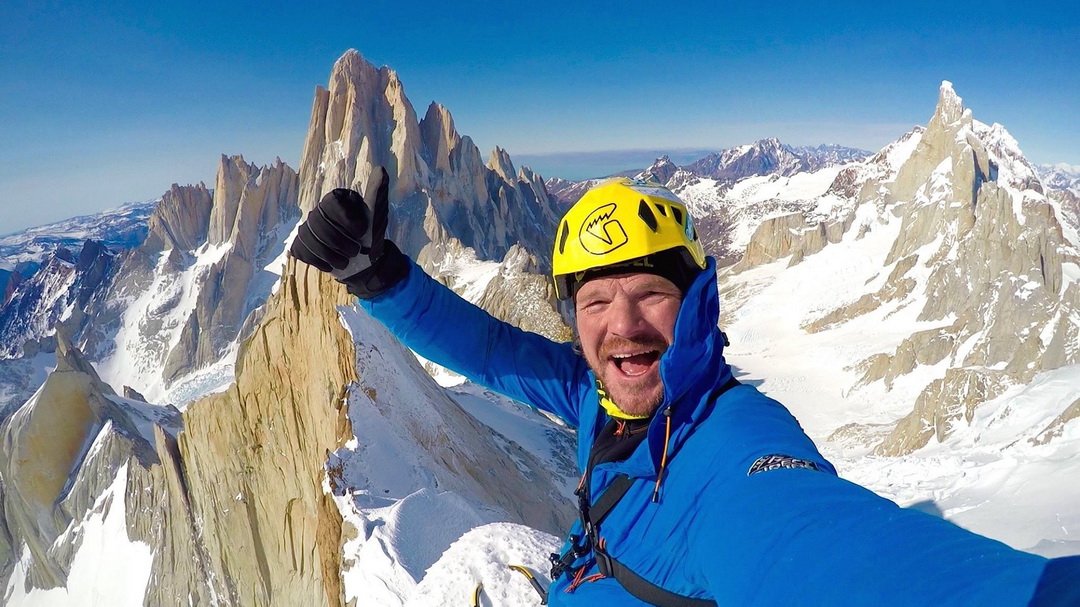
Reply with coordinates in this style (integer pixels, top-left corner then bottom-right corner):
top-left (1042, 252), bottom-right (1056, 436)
top-left (1, 0), bottom-right (1076, 234)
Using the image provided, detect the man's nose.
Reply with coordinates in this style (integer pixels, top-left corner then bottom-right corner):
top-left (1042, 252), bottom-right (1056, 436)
top-left (607, 296), bottom-right (648, 338)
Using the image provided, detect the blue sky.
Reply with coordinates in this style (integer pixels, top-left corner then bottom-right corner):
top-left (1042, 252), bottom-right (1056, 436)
top-left (1, 1), bottom-right (1076, 234)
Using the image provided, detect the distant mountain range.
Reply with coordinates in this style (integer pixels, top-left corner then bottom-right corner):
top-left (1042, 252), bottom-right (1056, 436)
top-left (544, 139), bottom-right (871, 208)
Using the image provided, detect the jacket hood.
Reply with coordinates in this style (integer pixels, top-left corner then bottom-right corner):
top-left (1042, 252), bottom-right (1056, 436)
top-left (612, 256), bottom-right (734, 478)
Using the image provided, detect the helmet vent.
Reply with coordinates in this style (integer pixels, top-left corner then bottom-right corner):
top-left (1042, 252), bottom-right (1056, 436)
top-left (672, 207), bottom-right (684, 226)
top-left (655, 204), bottom-right (668, 216)
top-left (637, 199), bottom-right (659, 232)
top-left (558, 220), bottom-right (570, 254)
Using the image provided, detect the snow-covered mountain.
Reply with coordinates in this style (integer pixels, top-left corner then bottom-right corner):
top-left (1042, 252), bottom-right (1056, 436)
top-left (0, 240), bottom-right (114, 358)
top-left (717, 81), bottom-right (1080, 555)
top-left (0, 201), bottom-right (153, 307)
top-left (0, 201), bottom-right (154, 271)
top-left (1037, 162), bottom-right (1080, 196)
top-left (544, 140), bottom-right (870, 218)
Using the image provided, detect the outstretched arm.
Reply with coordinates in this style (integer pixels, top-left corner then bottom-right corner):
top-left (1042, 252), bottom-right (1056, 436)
top-left (360, 258), bottom-right (589, 427)
top-left (289, 168), bottom-right (589, 427)
top-left (688, 388), bottom-right (1049, 605)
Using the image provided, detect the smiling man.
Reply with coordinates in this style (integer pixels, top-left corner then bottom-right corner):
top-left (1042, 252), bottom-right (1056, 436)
top-left (291, 171), bottom-right (1077, 606)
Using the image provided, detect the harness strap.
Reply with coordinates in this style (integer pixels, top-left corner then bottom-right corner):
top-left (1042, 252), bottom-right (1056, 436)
top-left (590, 474), bottom-right (633, 525)
top-left (605, 556), bottom-right (718, 607)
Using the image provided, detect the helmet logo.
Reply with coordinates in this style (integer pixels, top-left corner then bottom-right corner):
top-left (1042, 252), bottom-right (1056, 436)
top-left (580, 203), bottom-right (628, 255)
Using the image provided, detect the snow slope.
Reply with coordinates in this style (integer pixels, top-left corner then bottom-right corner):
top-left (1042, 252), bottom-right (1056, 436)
top-left (94, 242), bottom-right (234, 404)
top-left (327, 302), bottom-right (576, 607)
top-left (3, 464), bottom-right (154, 607)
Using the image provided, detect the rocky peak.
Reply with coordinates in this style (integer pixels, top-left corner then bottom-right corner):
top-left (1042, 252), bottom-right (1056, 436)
top-left (803, 82), bottom-right (1080, 455)
top-left (638, 155), bottom-right (680, 185)
top-left (932, 80), bottom-right (968, 130)
top-left (144, 182), bottom-right (213, 252)
top-left (297, 50), bottom-right (561, 269)
top-left (299, 49), bottom-right (424, 212)
top-left (208, 154), bottom-right (259, 246)
top-left (487, 146), bottom-right (518, 183)
top-left (419, 102), bottom-right (462, 175)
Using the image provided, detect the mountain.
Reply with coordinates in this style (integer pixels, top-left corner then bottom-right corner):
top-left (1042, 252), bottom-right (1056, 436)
top-left (297, 51), bottom-right (560, 270)
top-left (0, 240), bottom-right (113, 359)
top-left (544, 176), bottom-right (605, 208)
top-left (543, 141), bottom-right (871, 209)
top-left (0, 201), bottom-right (154, 308)
top-left (716, 82), bottom-right (1080, 554)
top-left (0, 201), bottom-right (154, 270)
top-left (1037, 163), bottom-right (1080, 196)
top-left (2, 50), bottom-right (1079, 607)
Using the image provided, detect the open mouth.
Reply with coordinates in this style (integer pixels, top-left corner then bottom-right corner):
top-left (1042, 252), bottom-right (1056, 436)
top-left (610, 350), bottom-right (661, 377)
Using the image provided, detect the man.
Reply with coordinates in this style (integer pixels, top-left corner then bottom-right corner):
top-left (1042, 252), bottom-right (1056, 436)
top-left (291, 169), bottom-right (1077, 605)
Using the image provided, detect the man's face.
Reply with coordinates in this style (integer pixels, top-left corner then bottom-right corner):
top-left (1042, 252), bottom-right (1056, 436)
top-left (574, 272), bottom-right (683, 417)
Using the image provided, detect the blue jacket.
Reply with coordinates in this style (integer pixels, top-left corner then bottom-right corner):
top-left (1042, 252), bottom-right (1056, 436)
top-left (362, 257), bottom-right (1068, 606)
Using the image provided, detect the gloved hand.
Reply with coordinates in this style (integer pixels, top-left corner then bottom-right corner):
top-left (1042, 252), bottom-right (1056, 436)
top-left (290, 166), bottom-right (409, 298)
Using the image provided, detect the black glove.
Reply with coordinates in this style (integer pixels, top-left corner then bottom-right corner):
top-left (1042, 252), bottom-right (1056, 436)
top-left (290, 166), bottom-right (409, 298)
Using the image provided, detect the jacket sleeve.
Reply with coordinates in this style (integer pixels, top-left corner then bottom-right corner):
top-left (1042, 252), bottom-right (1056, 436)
top-left (688, 389), bottom-right (1047, 605)
top-left (359, 258), bottom-right (590, 428)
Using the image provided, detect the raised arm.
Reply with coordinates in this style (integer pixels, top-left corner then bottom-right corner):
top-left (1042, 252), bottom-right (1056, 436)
top-left (360, 257), bottom-right (588, 426)
top-left (288, 167), bottom-right (589, 427)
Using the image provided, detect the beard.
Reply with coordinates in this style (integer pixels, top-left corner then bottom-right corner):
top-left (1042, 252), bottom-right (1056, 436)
top-left (589, 335), bottom-right (668, 417)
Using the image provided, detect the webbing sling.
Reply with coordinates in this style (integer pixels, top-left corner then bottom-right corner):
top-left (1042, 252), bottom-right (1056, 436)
top-left (586, 474), bottom-right (718, 607)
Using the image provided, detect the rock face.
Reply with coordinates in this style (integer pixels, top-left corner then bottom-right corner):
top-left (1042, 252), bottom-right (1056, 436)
top-left (161, 156), bottom-right (300, 383)
top-left (165, 260), bottom-right (356, 606)
top-left (297, 50), bottom-right (561, 270)
top-left (143, 182), bottom-right (213, 252)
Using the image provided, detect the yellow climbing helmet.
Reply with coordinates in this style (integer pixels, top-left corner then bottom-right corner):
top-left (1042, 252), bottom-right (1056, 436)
top-left (552, 177), bottom-right (706, 300)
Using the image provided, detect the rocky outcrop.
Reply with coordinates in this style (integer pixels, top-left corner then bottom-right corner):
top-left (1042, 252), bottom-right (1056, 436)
top-left (144, 183), bottom-right (213, 252)
top-left (297, 50), bottom-right (560, 271)
top-left (805, 254), bottom-right (920, 337)
top-left (169, 259), bottom-right (355, 606)
top-left (735, 211), bottom-right (852, 270)
top-left (475, 246), bottom-right (573, 343)
top-left (163, 156), bottom-right (300, 383)
top-left (876, 367), bottom-right (1010, 456)
top-left (0, 335), bottom-right (181, 592)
